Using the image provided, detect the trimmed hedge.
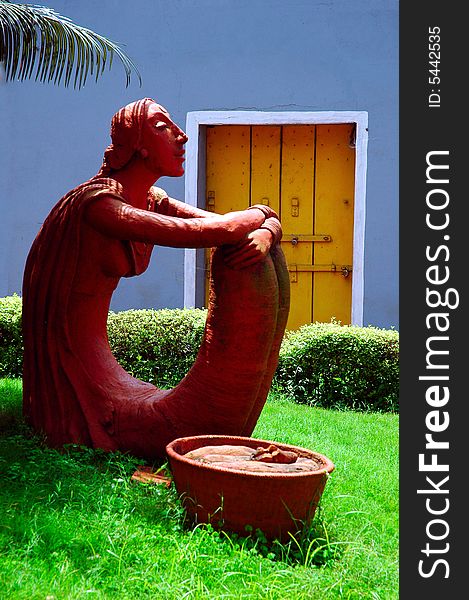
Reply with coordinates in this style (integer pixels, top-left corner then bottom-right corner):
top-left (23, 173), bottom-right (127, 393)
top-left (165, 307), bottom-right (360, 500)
top-left (274, 321), bottom-right (399, 412)
top-left (107, 308), bottom-right (207, 388)
top-left (0, 294), bottom-right (23, 378)
top-left (0, 295), bottom-right (399, 412)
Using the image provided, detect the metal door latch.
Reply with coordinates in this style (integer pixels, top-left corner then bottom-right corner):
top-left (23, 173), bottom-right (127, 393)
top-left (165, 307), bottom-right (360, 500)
top-left (291, 197), bottom-right (299, 217)
top-left (285, 234), bottom-right (332, 245)
top-left (207, 190), bottom-right (215, 212)
top-left (287, 263), bottom-right (353, 283)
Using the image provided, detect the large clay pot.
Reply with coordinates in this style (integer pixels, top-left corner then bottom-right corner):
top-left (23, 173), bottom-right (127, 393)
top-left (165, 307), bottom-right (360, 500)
top-left (166, 434), bottom-right (335, 541)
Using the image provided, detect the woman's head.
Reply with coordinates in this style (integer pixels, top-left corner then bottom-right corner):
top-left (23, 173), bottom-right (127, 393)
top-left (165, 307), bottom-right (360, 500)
top-left (98, 98), bottom-right (187, 178)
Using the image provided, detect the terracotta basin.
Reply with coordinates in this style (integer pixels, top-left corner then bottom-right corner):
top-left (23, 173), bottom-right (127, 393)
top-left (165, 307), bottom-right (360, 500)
top-left (166, 434), bottom-right (334, 541)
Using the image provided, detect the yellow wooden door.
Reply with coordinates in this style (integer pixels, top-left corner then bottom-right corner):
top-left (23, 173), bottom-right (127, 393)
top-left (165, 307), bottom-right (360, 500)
top-left (205, 124), bottom-right (355, 330)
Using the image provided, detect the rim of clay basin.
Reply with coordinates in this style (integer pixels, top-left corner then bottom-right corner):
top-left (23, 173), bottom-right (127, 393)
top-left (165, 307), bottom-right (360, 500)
top-left (166, 434), bottom-right (335, 479)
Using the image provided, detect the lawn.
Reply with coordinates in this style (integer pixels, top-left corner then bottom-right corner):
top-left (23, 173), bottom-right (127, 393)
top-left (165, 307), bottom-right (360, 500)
top-left (0, 379), bottom-right (398, 599)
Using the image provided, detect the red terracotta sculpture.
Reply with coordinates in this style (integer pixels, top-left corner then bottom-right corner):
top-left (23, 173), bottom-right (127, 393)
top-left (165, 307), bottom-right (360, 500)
top-left (22, 98), bottom-right (290, 459)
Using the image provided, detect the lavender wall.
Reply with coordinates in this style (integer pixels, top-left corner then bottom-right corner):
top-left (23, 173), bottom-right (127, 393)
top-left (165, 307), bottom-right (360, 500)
top-left (0, 0), bottom-right (398, 327)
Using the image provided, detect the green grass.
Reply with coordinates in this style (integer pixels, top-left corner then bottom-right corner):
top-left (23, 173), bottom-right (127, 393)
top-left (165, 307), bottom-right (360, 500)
top-left (0, 379), bottom-right (398, 599)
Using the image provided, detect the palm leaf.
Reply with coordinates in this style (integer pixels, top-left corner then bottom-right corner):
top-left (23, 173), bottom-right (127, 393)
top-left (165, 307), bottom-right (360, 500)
top-left (0, 0), bottom-right (141, 89)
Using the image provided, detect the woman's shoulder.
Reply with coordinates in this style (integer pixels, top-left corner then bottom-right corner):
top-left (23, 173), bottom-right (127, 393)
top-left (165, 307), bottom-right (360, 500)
top-left (82, 176), bottom-right (126, 197)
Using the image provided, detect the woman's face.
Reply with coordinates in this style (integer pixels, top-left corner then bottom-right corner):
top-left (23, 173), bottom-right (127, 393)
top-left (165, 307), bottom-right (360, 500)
top-left (140, 103), bottom-right (188, 177)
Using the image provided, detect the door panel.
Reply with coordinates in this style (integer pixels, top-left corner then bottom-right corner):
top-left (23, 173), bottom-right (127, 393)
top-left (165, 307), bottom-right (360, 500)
top-left (205, 126), bottom-right (250, 299)
top-left (313, 125), bottom-right (355, 324)
top-left (280, 126), bottom-right (315, 330)
top-left (204, 123), bottom-right (355, 329)
top-left (251, 126), bottom-right (281, 215)
top-left (206, 125), bottom-right (251, 212)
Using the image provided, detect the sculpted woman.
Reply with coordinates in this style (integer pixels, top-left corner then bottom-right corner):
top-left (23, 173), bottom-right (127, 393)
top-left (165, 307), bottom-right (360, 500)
top-left (22, 98), bottom-right (290, 459)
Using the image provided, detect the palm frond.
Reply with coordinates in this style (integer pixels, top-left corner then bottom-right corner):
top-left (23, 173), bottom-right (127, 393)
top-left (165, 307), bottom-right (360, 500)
top-left (0, 0), bottom-right (141, 89)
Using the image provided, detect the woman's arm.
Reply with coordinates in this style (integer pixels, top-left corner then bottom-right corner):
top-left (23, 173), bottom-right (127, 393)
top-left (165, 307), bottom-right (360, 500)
top-left (153, 188), bottom-right (280, 222)
top-left (155, 193), bottom-right (218, 219)
top-left (84, 196), bottom-right (266, 249)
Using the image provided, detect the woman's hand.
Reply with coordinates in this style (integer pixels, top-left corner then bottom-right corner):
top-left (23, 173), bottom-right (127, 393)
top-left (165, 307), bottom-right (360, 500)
top-left (248, 204), bottom-right (280, 221)
top-left (223, 228), bottom-right (274, 269)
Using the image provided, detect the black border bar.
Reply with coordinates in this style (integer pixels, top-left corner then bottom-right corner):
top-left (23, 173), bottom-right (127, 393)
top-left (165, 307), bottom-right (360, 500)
top-left (400, 3), bottom-right (466, 597)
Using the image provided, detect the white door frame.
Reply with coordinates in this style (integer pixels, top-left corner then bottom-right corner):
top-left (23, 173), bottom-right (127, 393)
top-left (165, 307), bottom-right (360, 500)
top-left (183, 110), bottom-right (368, 326)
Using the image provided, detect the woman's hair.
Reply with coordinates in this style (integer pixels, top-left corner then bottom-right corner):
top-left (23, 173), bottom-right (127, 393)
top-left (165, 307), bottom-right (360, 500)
top-left (97, 97), bottom-right (156, 176)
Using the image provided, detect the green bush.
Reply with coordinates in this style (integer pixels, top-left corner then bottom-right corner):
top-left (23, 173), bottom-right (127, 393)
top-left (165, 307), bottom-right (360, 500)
top-left (0, 294), bottom-right (23, 378)
top-left (0, 296), bottom-right (399, 411)
top-left (274, 321), bottom-right (399, 412)
top-left (107, 307), bottom-right (207, 388)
